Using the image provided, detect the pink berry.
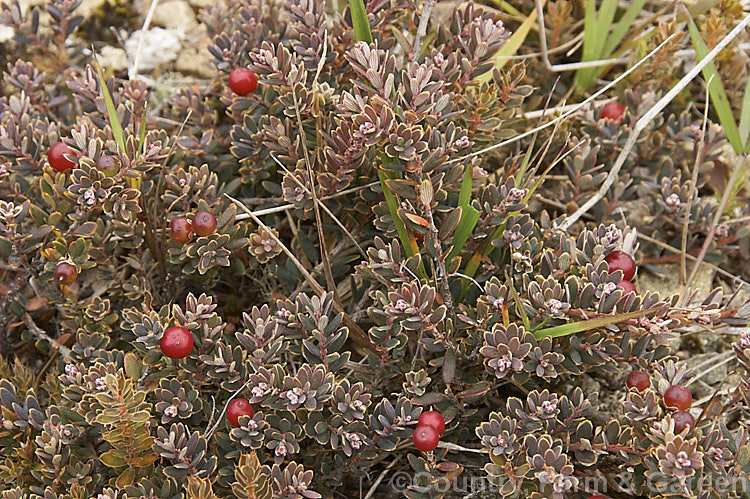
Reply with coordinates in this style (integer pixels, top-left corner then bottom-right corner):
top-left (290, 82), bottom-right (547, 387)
top-left (600, 101), bottom-right (625, 121)
top-left (192, 210), bottom-right (217, 237)
top-left (226, 398), bottom-right (254, 427)
top-left (673, 411), bottom-right (695, 433)
top-left (54, 262), bottom-right (78, 285)
top-left (618, 279), bottom-right (637, 294)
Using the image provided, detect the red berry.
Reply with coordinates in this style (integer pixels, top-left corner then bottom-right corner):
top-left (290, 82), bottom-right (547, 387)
top-left (228, 68), bottom-right (258, 96)
top-left (664, 385), bottom-right (692, 411)
top-left (54, 262), bottom-right (78, 285)
top-left (600, 101), bottom-right (625, 121)
top-left (417, 410), bottom-right (445, 437)
top-left (412, 424), bottom-right (440, 452)
top-left (48, 142), bottom-right (77, 172)
top-left (588, 496), bottom-right (608, 499)
top-left (605, 250), bottom-right (636, 281)
top-left (192, 210), bottom-right (217, 237)
top-left (226, 398), bottom-right (254, 427)
top-left (169, 217), bottom-right (193, 243)
top-left (672, 410), bottom-right (695, 433)
top-left (160, 326), bottom-right (194, 359)
top-left (618, 279), bottom-right (637, 295)
top-left (626, 370), bottom-right (650, 391)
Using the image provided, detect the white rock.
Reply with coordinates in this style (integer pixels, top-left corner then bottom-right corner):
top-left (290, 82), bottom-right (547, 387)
top-left (99, 45), bottom-right (129, 73)
top-left (0, 25), bottom-right (14, 43)
top-left (125, 28), bottom-right (184, 72)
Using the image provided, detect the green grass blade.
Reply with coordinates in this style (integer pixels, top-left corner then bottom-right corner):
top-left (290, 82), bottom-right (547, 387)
top-left (488, 0), bottom-right (522, 17)
top-left (506, 275), bottom-right (530, 331)
top-left (514, 133), bottom-right (536, 185)
top-left (93, 58), bottom-right (126, 155)
top-left (534, 308), bottom-right (656, 340)
top-left (738, 76), bottom-right (750, 150)
top-left (685, 10), bottom-right (744, 154)
top-left (137, 111), bottom-right (147, 155)
top-left (378, 169), bottom-right (413, 257)
top-left (447, 163), bottom-right (481, 262)
top-left (602, 0), bottom-right (648, 57)
top-left (447, 207), bottom-right (479, 263)
top-left (596, 0), bottom-right (619, 45)
top-left (574, 0), bottom-right (600, 89)
top-left (349, 0), bottom-right (373, 44)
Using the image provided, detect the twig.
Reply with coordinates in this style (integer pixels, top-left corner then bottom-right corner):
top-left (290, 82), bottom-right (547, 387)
top-left (205, 380), bottom-right (250, 441)
top-left (363, 454), bottom-right (403, 499)
top-left (226, 194), bottom-right (383, 357)
top-left (290, 88), bottom-right (339, 302)
top-left (235, 182), bottom-right (378, 219)
top-left (23, 313), bottom-right (72, 361)
top-left (128, 0), bottom-right (160, 81)
top-left (685, 351), bottom-right (735, 387)
top-left (560, 11), bottom-right (750, 230)
top-left (679, 77), bottom-right (712, 305)
top-left (412, 0), bottom-right (435, 60)
top-left (437, 441), bottom-right (489, 454)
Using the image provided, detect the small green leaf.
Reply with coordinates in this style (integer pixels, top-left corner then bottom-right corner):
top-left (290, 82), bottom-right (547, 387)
top-left (124, 352), bottom-right (142, 379)
top-left (100, 451), bottom-right (127, 468)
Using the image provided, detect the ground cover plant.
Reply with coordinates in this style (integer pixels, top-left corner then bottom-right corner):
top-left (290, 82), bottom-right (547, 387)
top-left (1, 0), bottom-right (750, 497)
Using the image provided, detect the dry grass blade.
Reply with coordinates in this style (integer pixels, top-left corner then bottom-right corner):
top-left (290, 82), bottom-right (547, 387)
top-left (560, 11), bottom-right (750, 231)
top-left (226, 194), bottom-right (383, 357)
top-left (235, 182), bottom-right (378, 219)
top-left (456, 33), bottom-right (678, 164)
top-left (637, 233), bottom-right (750, 290)
top-left (270, 153), bottom-right (366, 258)
top-left (685, 154), bottom-right (748, 290)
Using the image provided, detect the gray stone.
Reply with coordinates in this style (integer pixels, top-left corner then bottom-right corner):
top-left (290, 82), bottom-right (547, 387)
top-left (684, 352), bottom-right (729, 387)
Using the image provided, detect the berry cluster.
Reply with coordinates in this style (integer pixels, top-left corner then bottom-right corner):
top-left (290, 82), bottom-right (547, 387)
top-left (626, 370), bottom-right (695, 432)
top-left (412, 410), bottom-right (445, 452)
top-left (605, 250), bottom-right (637, 295)
top-left (168, 210), bottom-right (218, 243)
